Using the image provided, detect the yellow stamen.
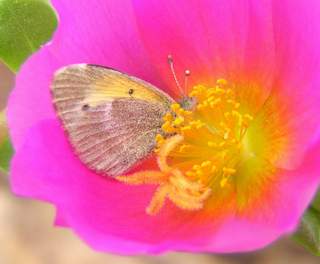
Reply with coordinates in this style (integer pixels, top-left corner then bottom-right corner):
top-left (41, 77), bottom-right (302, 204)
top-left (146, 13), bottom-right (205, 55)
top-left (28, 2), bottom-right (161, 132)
top-left (158, 135), bottom-right (184, 172)
top-left (116, 171), bottom-right (166, 185)
top-left (146, 186), bottom-right (169, 215)
top-left (118, 79), bottom-right (257, 215)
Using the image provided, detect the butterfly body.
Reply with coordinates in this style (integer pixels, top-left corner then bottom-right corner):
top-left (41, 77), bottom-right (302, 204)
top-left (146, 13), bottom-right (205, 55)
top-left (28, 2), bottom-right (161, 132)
top-left (51, 64), bottom-right (175, 177)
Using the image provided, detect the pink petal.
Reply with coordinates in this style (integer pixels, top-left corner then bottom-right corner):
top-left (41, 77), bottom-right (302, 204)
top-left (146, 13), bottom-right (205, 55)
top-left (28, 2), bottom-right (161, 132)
top-left (7, 0), bottom-right (320, 254)
top-left (10, 120), bottom-right (215, 253)
top-left (202, 138), bottom-right (320, 252)
top-left (11, 119), bottom-right (320, 253)
top-left (132, 0), bottom-right (320, 169)
top-left (7, 0), bottom-right (166, 151)
top-left (266, 0), bottom-right (320, 169)
top-left (132, 0), bottom-right (276, 101)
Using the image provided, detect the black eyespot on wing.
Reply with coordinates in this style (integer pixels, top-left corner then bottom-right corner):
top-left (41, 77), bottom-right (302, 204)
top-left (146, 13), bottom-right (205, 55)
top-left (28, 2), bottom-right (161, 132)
top-left (82, 104), bottom-right (90, 111)
top-left (128, 88), bottom-right (134, 95)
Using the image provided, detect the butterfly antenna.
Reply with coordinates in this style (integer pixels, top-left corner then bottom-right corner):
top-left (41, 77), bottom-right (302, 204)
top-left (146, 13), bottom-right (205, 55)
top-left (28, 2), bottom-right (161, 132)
top-left (184, 69), bottom-right (191, 95)
top-left (167, 55), bottom-right (185, 96)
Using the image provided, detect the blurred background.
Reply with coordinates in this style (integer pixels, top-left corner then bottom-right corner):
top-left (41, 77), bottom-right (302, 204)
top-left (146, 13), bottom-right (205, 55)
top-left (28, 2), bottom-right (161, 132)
top-left (0, 61), bottom-right (319, 263)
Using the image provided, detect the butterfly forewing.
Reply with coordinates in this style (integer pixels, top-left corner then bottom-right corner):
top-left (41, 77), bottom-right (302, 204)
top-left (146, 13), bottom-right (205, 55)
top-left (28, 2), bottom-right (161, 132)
top-left (51, 64), bottom-right (173, 177)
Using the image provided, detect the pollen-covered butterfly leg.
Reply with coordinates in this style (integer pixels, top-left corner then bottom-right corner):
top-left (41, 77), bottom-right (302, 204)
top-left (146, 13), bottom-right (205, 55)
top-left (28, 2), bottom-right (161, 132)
top-left (167, 190), bottom-right (205, 211)
top-left (146, 185), bottom-right (169, 215)
top-left (175, 186), bottom-right (212, 202)
top-left (116, 171), bottom-right (166, 185)
top-left (167, 178), bottom-right (211, 209)
top-left (157, 135), bottom-right (184, 172)
top-left (170, 170), bottom-right (207, 192)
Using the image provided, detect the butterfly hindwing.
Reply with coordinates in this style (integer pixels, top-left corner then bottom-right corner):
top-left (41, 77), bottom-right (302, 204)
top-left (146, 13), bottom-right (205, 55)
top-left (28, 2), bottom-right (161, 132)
top-left (51, 64), bottom-right (173, 177)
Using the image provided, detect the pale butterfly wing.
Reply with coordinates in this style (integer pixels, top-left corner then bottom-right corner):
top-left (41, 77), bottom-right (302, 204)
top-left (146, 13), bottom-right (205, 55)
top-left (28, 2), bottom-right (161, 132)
top-left (51, 64), bottom-right (174, 177)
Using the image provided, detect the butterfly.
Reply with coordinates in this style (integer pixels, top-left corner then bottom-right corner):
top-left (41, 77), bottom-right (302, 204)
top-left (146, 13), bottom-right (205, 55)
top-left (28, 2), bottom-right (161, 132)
top-left (51, 63), bottom-right (194, 177)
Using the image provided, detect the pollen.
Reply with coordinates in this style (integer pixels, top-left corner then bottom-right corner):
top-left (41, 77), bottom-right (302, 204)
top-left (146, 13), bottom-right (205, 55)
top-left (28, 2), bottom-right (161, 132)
top-left (117, 79), bottom-right (255, 215)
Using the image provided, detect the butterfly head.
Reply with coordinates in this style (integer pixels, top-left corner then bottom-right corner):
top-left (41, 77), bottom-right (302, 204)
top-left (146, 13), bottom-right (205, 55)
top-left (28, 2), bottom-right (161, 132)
top-left (178, 96), bottom-right (197, 111)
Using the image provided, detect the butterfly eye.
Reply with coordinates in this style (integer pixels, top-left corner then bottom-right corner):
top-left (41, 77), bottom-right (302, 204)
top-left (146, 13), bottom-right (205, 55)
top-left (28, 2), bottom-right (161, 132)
top-left (128, 88), bottom-right (134, 95)
top-left (82, 104), bottom-right (90, 111)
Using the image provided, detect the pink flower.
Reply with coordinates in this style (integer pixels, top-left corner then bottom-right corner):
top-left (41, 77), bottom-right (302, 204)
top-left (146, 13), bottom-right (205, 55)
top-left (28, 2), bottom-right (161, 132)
top-left (7, 0), bottom-right (320, 254)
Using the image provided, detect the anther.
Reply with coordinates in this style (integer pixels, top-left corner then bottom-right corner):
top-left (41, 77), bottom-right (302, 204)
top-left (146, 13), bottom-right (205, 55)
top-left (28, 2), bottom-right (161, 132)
top-left (170, 103), bottom-right (180, 112)
top-left (173, 117), bottom-right (184, 126)
top-left (193, 164), bottom-right (201, 170)
top-left (163, 113), bottom-right (173, 122)
top-left (208, 141), bottom-right (217, 147)
top-left (179, 144), bottom-right (189, 152)
top-left (222, 167), bottom-right (236, 175)
top-left (156, 134), bottom-right (164, 143)
top-left (217, 79), bottom-right (228, 86)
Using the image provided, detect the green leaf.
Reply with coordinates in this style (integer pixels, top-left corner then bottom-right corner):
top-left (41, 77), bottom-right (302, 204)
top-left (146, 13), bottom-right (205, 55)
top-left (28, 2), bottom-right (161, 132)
top-left (0, 110), bottom-right (13, 173)
top-left (0, 136), bottom-right (14, 173)
top-left (0, 0), bottom-right (57, 72)
top-left (293, 199), bottom-right (320, 256)
top-left (311, 191), bottom-right (320, 212)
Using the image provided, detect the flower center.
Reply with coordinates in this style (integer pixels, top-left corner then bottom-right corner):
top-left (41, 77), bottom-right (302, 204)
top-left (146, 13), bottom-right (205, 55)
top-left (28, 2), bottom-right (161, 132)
top-left (117, 79), bottom-right (262, 215)
top-left (156, 79), bottom-right (253, 189)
